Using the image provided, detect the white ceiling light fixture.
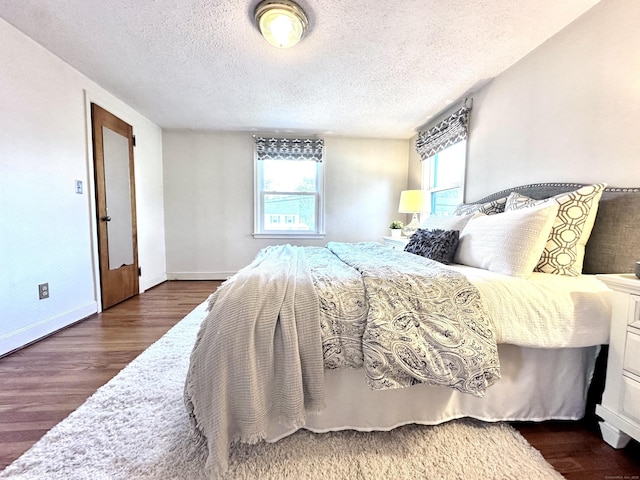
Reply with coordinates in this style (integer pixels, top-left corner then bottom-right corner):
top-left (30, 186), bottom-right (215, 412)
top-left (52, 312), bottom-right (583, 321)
top-left (254, 0), bottom-right (308, 49)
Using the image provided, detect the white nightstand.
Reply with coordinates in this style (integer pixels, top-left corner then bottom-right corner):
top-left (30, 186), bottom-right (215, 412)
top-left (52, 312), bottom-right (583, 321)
top-left (596, 274), bottom-right (640, 448)
top-left (382, 236), bottom-right (410, 250)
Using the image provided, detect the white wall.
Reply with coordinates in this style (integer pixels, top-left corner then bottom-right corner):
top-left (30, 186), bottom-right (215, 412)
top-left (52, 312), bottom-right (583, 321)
top-left (0, 18), bottom-right (166, 356)
top-left (408, 0), bottom-right (640, 200)
top-left (163, 132), bottom-right (409, 278)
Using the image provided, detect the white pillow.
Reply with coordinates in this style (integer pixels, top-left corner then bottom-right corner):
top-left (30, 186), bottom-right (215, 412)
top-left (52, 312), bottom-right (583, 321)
top-left (419, 213), bottom-right (474, 231)
top-left (454, 202), bottom-right (560, 277)
top-left (505, 183), bottom-right (606, 276)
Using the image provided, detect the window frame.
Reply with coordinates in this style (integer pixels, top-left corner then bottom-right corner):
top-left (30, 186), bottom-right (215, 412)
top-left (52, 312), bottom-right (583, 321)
top-left (253, 154), bottom-right (325, 239)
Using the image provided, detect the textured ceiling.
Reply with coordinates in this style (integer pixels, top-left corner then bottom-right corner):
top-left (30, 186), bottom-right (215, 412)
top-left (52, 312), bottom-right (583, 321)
top-left (0, 0), bottom-right (600, 138)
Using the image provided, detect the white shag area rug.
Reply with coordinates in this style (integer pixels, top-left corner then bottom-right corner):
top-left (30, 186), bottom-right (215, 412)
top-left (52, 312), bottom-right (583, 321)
top-left (0, 302), bottom-right (563, 480)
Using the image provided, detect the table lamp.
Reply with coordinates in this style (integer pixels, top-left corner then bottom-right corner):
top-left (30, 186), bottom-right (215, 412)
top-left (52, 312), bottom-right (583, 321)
top-left (398, 190), bottom-right (428, 236)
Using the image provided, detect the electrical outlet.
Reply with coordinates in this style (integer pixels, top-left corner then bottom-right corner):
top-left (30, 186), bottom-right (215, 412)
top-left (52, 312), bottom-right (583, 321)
top-left (75, 180), bottom-right (83, 194)
top-left (38, 283), bottom-right (49, 300)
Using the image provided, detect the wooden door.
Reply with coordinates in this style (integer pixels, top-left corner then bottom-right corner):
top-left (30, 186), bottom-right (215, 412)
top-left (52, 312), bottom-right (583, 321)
top-left (91, 103), bottom-right (139, 309)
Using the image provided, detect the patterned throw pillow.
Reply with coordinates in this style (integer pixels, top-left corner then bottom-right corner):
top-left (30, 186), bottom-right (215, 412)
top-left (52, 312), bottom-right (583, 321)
top-left (404, 229), bottom-right (459, 264)
top-left (505, 183), bottom-right (607, 276)
top-left (505, 192), bottom-right (551, 210)
top-left (453, 197), bottom-right (507, 216)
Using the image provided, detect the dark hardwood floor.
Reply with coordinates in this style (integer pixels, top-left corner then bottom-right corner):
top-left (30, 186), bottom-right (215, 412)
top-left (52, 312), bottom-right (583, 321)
top-left (1, 280), bottom-right (639, 478)
top-left (0, 280), bottom-right (221, 472)
top-left (516, 420), bottom-right (640, 479)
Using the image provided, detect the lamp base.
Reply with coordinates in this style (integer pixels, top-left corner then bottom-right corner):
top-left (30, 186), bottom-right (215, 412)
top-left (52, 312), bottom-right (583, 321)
top-left (402, 213), bottom-right (420, 237)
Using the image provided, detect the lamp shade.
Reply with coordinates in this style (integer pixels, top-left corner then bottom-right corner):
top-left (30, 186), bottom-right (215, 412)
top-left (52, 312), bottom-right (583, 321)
top-left (398, 190), bottom-right (428, 213)
top-left (254, 0), bottom-right (308, 48)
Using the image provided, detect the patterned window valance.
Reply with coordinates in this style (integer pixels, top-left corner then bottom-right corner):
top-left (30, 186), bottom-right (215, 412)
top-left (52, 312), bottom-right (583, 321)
top-left (415, 105), bottom-right (471, 161)
top-left (255, 137), bottom-right (324, 162)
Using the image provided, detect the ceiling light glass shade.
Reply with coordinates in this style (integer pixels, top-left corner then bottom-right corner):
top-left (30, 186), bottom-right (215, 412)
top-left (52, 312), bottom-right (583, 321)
top-left (254, 0), bottom-right (308, 48)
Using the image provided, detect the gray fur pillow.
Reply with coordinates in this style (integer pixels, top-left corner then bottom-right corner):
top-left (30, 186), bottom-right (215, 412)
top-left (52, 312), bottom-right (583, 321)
top-left (404, 229), bottom-right (459, 264)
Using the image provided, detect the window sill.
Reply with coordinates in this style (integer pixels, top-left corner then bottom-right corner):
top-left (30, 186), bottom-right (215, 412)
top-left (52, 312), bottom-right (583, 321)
top-left (252, 232), bottom-right (326, 240)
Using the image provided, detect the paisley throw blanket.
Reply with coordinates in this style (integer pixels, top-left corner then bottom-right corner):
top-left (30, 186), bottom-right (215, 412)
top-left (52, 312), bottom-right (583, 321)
top-left (305, 246), bottom-right (368, 369)
top-left (319, 242), bottom-right (500, 397)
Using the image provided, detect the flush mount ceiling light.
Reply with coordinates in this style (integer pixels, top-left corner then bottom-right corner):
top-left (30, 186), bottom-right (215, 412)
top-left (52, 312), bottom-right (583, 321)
top-left (254, 0), bottom-right (308, 48)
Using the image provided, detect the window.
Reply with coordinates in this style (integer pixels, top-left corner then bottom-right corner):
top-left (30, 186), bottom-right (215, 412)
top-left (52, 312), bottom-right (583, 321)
top-left (415, 102), bottom-right (471, 215)
top-left (254, 137), bottom-right (324, 238)
top-left (422, 140), bottom-right (466, 215)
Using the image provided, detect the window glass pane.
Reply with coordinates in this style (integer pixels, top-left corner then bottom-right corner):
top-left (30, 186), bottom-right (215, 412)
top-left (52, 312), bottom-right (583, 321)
top-left (432, 141), bottom-right (465, 188)
top-left (263, 194), bottom-right (316, 231)
top-left (263, 160), bottom-right (316, 192)
top-left (431, 188), bottom-right (461, 215)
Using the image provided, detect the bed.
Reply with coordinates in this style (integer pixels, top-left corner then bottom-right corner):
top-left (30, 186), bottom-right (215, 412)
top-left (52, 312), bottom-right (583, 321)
top-left (184, 182), bottom-right (640, 476)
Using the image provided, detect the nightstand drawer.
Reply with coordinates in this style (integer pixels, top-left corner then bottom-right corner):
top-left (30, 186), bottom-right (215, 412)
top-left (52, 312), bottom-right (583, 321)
top-left (596, 275), bottom-right (640, 448)
top-left (382, 236), bottom-right (410, 250)
top-left (630, 294), bottom-right (640, 330)
top-left (624, 332), bottom-right (640, 377)
top-left (621, 376), bottom-right (640, 424)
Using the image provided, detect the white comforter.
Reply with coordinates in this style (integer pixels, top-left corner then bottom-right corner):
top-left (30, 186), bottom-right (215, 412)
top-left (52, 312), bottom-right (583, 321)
top-left (449, 264), bottom-right (611, 347)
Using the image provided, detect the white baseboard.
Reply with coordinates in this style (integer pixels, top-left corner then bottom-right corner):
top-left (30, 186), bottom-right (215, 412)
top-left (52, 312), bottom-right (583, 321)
top-left (166, 271), bottom-right (236, 281)
top-left (142, 272), bottom-right (168, 291)
top-left (0, 302), bottom-right (98, 357)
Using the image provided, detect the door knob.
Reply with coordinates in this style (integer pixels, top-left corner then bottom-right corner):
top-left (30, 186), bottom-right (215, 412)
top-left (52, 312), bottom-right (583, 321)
top-left (101, 216), bottom-right (112, 222)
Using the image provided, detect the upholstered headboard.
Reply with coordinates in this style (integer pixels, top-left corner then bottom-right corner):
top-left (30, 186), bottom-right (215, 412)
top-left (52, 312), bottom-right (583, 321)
top-left (472, 183), bottom-right (640, 274)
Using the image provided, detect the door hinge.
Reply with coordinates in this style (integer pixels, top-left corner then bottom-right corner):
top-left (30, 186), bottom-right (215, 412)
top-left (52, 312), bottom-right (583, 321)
top-left (138, 266), bottom-right (142, 276)
top-left (132, 135), bottom-right (136, 147)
